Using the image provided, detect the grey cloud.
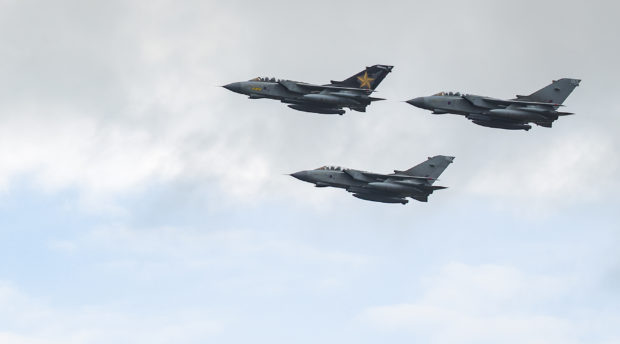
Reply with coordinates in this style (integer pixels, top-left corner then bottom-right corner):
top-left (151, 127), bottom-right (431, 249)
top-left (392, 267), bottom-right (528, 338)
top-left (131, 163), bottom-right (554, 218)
top-left (0, 0), bottom-right (619, 213)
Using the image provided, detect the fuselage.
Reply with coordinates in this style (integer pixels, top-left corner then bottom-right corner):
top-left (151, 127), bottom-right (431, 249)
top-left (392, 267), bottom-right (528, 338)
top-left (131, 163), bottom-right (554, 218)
top-left (407, 93), bottom-right (568, 131)
top-left (409, 94), bottom-right (477, 115)
top-left (290, 155), bottom-right (454, 204)
top-left (406, 78), bottom-right (582, 131)
top-left (291, 168), bottom-right (431, 198)
top-left (224, 80), bottom-right (296, 100)
top-left (224, 79), bottom-right (374, 115)
top-left (290, 169), bottom-right (364, 190)
top-left (408, 94), bottom-right (550, 122)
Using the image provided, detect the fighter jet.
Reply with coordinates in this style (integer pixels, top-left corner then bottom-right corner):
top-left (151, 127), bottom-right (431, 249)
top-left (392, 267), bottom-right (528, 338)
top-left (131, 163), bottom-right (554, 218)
top-left (290, 155), bottom-right (454, 204)
top-left (223, 65), bottom-right (393, 115)
top-left (406, 78), bottom-right (581, 130)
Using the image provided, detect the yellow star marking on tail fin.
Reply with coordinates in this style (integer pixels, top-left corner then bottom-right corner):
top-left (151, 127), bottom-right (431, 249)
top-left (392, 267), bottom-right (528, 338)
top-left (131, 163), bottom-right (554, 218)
top-left (357, 72), bottom-right (375, 89)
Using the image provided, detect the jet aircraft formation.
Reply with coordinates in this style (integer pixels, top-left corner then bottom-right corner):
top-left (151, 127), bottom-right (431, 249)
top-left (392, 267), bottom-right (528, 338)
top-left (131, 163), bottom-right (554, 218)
top-left (223, 65), bottom-right (580, 204)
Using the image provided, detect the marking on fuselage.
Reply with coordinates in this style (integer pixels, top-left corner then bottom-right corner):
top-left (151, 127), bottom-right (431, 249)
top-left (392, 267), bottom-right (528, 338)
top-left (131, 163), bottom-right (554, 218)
top-left (251, 87), bottom-right (262, 91)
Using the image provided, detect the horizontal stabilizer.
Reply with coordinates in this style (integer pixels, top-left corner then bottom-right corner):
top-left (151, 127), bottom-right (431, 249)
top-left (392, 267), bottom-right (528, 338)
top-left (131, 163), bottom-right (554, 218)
top-left (410, 195), bottom-right (428, 202)
top-left (536, 121), bottom-right (553, 128)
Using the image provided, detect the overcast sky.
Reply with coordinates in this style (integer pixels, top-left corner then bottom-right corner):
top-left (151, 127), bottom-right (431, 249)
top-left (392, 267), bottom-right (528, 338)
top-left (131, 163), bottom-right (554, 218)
top-left (1, 1), bottom-right (619, 343)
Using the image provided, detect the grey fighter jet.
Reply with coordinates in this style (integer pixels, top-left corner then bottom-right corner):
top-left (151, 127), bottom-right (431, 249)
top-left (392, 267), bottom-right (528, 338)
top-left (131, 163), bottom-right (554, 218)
top-left (223, 65), bottom-right (393, 115)
top-left (407, 78), bottom-right (581, 130)
top-left (290, 155), bottom-right (454, 204)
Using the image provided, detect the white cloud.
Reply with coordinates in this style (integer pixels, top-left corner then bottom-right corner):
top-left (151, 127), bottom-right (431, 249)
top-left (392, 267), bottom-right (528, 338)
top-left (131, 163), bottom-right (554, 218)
top-left (359, 262), bottom-right (620, 344)
top-left (0, 2), bottom-right (619, 344)
top-left (78, 224), bottom-right (370, 269)
top-left (43, 223), bottom-right (372, 295)
top-left (0, 1), bottom-right (279, 207)
top-left (0, 111), bottom-right (181, 193)
top-left (0, 0), bottom-right (618, 215)
top-left (0, 282), bottom-right (222, 344)
top-left (464, 131), bottom-right (620, 214)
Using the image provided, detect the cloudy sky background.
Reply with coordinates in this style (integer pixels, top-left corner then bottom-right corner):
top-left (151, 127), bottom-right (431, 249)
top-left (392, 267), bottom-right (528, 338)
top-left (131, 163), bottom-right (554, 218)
top-left (1, 0), bottom-right (619, 343)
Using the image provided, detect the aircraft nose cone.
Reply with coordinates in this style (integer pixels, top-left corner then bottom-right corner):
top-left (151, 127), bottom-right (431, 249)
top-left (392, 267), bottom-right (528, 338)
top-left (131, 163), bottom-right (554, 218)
top-left (290, 171), bottom-right (310, 182)
top-left (406, 97), bottom-right (427, 109)
top-left (222, 82), bottom-right (243, 94)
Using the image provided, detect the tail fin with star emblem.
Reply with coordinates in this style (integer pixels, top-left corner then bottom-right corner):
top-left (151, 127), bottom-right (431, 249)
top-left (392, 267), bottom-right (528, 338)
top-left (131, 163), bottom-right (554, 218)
top-left (329, 65), bottom-right (393, 90)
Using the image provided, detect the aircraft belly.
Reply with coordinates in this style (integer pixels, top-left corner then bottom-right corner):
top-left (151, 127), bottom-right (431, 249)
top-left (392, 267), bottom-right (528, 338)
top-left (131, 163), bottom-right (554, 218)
top-left (352, 193), bottom-right (408, 204)
top-left (487, 108), bottom-right (545, 121)
top-left (287, 104), bottom-right (345, 115)
top-left (251, 93), bottom-right (283, 100)
top-left (364, 182), bottom-right (426, 197)
top-left (471, 120), bottom-right (532, 131)
top-left (301, 94), bottom-right (360, 106)
top-left (282, 97), bottom-right (307, 105)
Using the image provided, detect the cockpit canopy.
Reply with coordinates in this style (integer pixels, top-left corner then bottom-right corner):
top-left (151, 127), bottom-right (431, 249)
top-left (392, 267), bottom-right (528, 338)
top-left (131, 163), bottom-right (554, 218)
top-left (249, 77), bottom-right (278, 82)
top-left (433, 91), bottom-right (462, 96)
top-left (316, 166), bottom-right (343, 171)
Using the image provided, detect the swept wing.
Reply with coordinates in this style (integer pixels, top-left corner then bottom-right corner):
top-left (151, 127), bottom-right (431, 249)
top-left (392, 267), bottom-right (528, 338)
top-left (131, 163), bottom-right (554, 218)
top-left (278, 80), bottom-right (375, 94)
top-left (481, 97), bottom-right (563, 107)
top-left (344, 169), bottom-right (436, 183)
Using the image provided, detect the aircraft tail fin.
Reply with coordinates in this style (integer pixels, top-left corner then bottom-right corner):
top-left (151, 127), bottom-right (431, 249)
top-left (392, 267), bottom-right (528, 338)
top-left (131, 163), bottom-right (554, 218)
top-left (330, 64), bottom-right (393, 90)
top-left (398, 156), bottom-right (454, 182)
top-left (516, 78), bottom-right (580, 104)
